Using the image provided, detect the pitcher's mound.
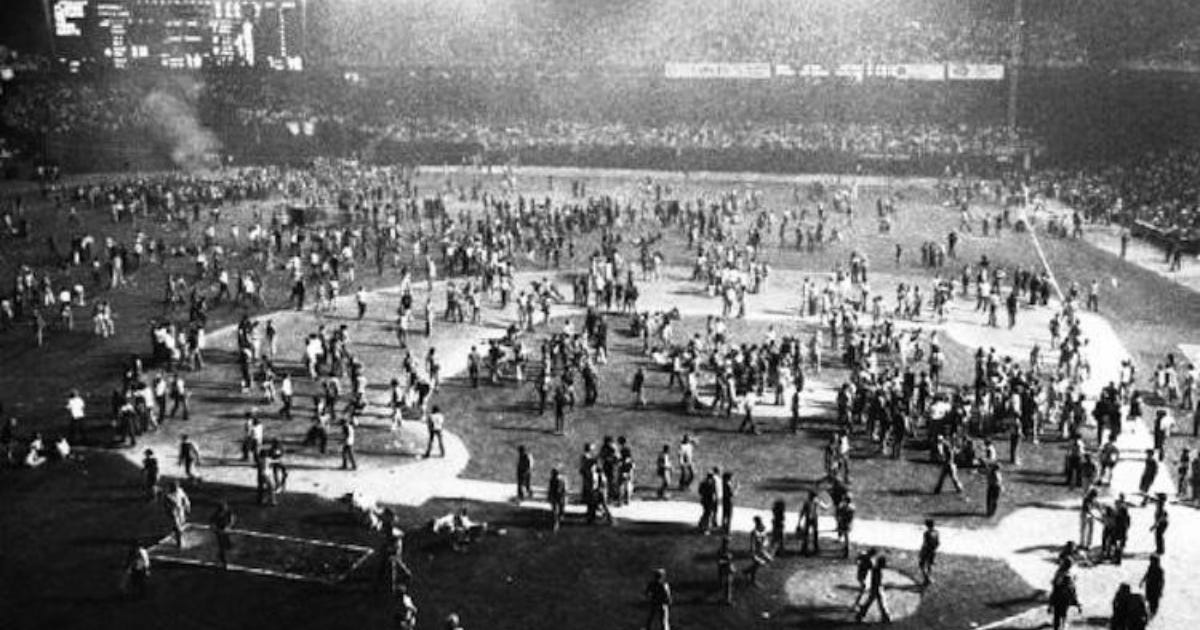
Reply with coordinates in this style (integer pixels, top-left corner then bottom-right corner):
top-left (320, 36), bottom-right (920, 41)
top-left (783, 563), bottom-right (922, 622)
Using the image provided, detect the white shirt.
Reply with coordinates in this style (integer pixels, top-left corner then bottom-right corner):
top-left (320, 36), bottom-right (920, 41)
top-left (67, 396), bottom-right (85, 419)
top-left (132, 548), bottom-right (150, 572)
top-left (678, 442), bottom-right (694, 466)
top-left (428, 412), bottom-right (445, 432)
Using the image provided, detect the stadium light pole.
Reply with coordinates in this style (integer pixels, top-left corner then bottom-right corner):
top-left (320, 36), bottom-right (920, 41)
top-left (1006, 0), bottom-right (1024, 139)
top-left (299, 0), bottom-right (307, 64)
top-left (41, 0), bottom-right (57, 58)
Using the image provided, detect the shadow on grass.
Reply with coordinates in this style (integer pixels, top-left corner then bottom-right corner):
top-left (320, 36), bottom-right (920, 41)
top-left (356, 341), bottom-right (402, 350)
top-left (885, 487), bottom-right (928, 497)
top-left (203, 395), bottom-right (260, 406)
top-left (985, 591), bottom-right (1045, 608)
top-left (925, 509), bottom-right (983, 518)
top-left (1012, 475), bottom-right (1069, 488)
top-left (691, 424), bottom-right (745, 435)
top-left (1012, 543), bottom-right (1061, 554)
top-left (611, 520), bottom-right (699, 537)
top-left (476, 404), bottom-right (535, 415)
top-left (768, 604), bottom-right (859, 629)
top-left (488, 423), bottom-right (554, 435)
top-left (757, 476), bottom-right (826, 492)
top-left (1014, 468), bottom-right (1062, 478)
top-left (1015, 500), bottom-right (1075, 511)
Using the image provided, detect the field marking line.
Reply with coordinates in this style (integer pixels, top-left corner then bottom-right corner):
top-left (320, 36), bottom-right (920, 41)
top-left (1025, 218), bottom-right (1065, 303)
top-left (148, 523), bottom-right (374, 584)
top-left (146, 553), bottom-right (340, 585)
top-left (339, 547), bottom-right (377, 582)
top-left (178, 522), bottom-right (375, 552)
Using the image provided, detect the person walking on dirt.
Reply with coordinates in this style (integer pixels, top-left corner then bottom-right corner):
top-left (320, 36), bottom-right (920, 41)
top-left (162, 481), bottom-right (191, 548)
top-left (855, 553), bottom-right (893, 624)
top-left (178, 435), bottom-right (201, 482)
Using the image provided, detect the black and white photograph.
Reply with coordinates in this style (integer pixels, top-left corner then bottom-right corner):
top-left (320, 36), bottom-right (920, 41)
top-left (1, 1), bottom-right (1198, 629)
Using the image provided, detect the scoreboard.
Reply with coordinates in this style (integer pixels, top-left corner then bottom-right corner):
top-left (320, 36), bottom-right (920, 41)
top-left (52, 0), bottom-right (304, 70)
top-left (53, 0), bottom-right (88, 37)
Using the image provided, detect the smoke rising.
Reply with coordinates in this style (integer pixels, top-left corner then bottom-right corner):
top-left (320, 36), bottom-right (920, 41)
top-left (140, 79), bottom-right (221, 170)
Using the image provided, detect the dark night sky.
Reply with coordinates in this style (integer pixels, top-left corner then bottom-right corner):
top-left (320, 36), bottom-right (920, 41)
top-left (0, 0), bottom-right (51, 53)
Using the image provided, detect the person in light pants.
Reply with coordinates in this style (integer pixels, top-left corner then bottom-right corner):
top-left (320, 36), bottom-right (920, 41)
top-left (1079, 488), bottom-right (1100, 549)
top-left (643, 568), bottom-right (672, 630)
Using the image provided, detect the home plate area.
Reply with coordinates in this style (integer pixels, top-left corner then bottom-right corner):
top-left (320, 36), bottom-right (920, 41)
top-left (148, 524), bottom-right (374, 584)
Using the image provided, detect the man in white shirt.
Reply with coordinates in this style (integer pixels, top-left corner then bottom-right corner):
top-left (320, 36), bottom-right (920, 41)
top-left (125, 544), bottom-right (151, 599)
top-left (242, 414), bottom-right (263, 461)
top-left (356, 287), bottom-right (367, 320)
top-left (677, 434), bottom-right (696, 490)
top-left (169, 374), bottom-right (189, 420)
top-left (162, 481), bottom-right (191, 548)
top-left (424, 406), bottom-right (446, 458)
top-left (340, 420), bottom-right (357, 470)
top-left (738, 392), bottom-right (759, 435)
top-left (1154, 409), bottom-right (1175, 452)
top-left (66, 389), bottom-right (86, 443)
top-left (153, 375), bottom-right (168, 426)
top-left (279, 373), bottom-right (294, 420)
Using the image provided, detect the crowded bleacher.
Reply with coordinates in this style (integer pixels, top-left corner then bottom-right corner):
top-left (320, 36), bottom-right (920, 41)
top-left (1037, 150), bottom-right (1200, 237)
top-left (0, 69), bottom-right (1029, 177)
top-left (0, 0), bottom-right (1197, 207)
top-left (309, 0), bottom-right (1077, 67)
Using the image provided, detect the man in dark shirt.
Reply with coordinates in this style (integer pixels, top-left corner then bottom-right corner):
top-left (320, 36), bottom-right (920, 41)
top-left (178, 434), bottom-right (201, 482)
top-left (1113, 494), bottom-right (1132, 565)
top-left (553, 387), bottom-right (567, 435)
top-left (853, 548), bottom-right (878, 610)
top-left (142, 449), bottom-right (159, 500)
top-left (516, 445), bottom-right (533, 500)
top-left (716, 536), bottom-right (734, 606)
top-left (697, 471), bottom-right (718, 533)
top-left (986, 463), bottom-right (1003, 517)
top-left (643, 568), bottom-right (672, 630)
top-left (548, 468), bottom-right (566, 532)
top-left (855, 553), bottom-right (892, 623)
top-left (918, 519), bottom-right (940, 586)
top-left (210, 501), bottom-right (235, 569)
